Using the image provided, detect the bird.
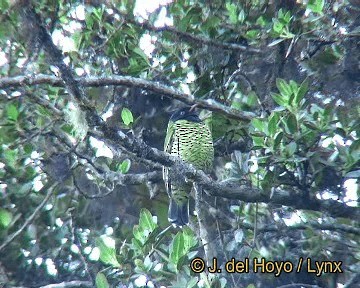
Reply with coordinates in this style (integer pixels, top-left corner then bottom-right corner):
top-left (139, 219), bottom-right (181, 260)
top-left (163, 107), bottom-right (214, 226)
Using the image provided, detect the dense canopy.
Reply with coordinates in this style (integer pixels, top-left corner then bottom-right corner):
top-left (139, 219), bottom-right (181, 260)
top-left (0, 0), bottom-right (359, 288)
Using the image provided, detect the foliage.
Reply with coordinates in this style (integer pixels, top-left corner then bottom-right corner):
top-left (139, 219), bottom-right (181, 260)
top-left (0, 0), bottom-right (359, 288)
top-left (93, 209), bottom-right (199, 287)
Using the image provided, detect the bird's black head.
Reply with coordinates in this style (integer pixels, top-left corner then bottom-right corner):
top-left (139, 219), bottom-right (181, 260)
top-left (169, 107), bottom-right (201, 123)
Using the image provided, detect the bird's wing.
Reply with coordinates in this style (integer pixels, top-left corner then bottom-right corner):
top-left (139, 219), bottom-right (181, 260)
top-left (163, 121), bottom-right (175, 197)
top-left (164, 121), bottom-right (175, 154)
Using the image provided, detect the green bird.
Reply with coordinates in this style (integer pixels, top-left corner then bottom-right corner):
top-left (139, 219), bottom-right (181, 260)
top-left (163, 107), bottom-right (214, 226)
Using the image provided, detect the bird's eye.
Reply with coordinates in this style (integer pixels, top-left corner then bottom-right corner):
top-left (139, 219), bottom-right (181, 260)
top-left (180, 111), bottom-right (185, 116)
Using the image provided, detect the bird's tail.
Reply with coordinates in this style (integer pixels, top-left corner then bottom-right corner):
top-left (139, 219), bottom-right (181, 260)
top-left (168, 198), bottom-right (189, 227)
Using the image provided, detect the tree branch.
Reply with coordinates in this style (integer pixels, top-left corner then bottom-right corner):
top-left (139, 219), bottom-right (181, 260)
top-left (0, 74), bottom-right (255, 122)
top-left (0, 181), bottom-right (56, 252)
top-left (114, 8), bottom-right (261, 53)
top-left (14, 280), bottom-right (93, 288)
top-left (37, 280), bottom-right (93, 288)
top-left (90, 127), bottom-right (360, 221)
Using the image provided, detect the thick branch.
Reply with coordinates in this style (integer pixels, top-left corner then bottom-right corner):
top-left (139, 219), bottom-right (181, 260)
top-left (17, 3), bottom-right (100, 126)
top-left (90, 128), bottom-right (360, 221)
top-left (0, 74), bottom-right (254, 122)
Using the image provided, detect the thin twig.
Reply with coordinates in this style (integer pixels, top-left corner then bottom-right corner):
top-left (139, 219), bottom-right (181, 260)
top-left (112, 7), bottom-right (260, 53)
top-left (0, 181), bottom-right (57, 252)
top-left (215, 219), bottom-right (236, 287)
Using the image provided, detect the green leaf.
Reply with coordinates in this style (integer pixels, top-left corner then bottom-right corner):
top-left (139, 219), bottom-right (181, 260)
top-left (271, 93), bottom-right (288, 107)
top-left (178, 14), bottom-right (191, 31)
top-left (96, 237), bottom-right (120, 267)
top-left (139, 208), bottom-right (157, 232)
top-left (268, 113), bottom-right (280, 136)
top-left (295, 79), bottom-right (309, 105)
top-left (307, 0), bottom-right (324, 14)
top-left (273, 131), bottom-right (283, 149)
top-left (85, 14), bottom-right (94, 29)
top-left (182, 227), bottom-right (197, 251)
top-left (18, 182), bottom-right (33, 195)
top-left (286, 141), bottom-right (297, 156)
top-left (23, 143), bottom-right (33, 155)
top-left (170, 232), bottom-right (184, 265)
top-left (143, 255), bottom-right (154, 272)
top-left (251, 118), bottom-right (266, 133)
top-left (4, 149), bottom-right (17, 168)
top-left (120, 159), bottom-right (131, 174)
top-left (303, 121), bottom-right (319, 130)
top-left (6, 103), bottom-right (19, 121)
top-left (349, 139), bottom-right (360, 155)
top-left (276, 78), bottom-right (292, 97)
top-left (0, 0), bottom-right (10, 10)
top-left (0, 208), bottom-right (13, 229)
top-left (284, 113), bottom-right (298, 134)
top-left (133, 209), bottom-right (157, 246)
top-left (92, 7), bottom-right (104, 21)
top-left (133, 225), bottom-right (145, 245)
top-left (245, 29), bottom-right (260, 40)
top-left (261, 170), bottom-right (275, 190)
top-left (178, 6), bottom-right (202, 31)
top-left (226, 3), bottom-right (238, 24)
top-left (202, 16), bottom-right (221, 35)
top-left (278, 9), bottom-right (285, 19)
top-left (121, 108), bottom-right (134, 126)
top-left (283, 11), bottom-right (292, 23)
top-left (132, 47), bottom-right (150, 65)
top-left (256, 16), bottom-right (267, 27)
top-left (238, 9), bottom-right (246, 24)
top-left (131, 235), bottom-right (143, 250)
top-left (289, 80), bottom-right (299, 95)
top-left (252, 135), bottom-right (265, 148)
top-left (272, 19), bottom-right (284, 34)
top-left (96, 272), bottom-right (109, 288)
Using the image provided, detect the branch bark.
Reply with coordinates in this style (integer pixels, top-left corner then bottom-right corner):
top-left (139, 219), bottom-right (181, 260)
top-left (90, 128), bottom-right (360, 220)
top-left (0, 74), bottom-right (255, 122)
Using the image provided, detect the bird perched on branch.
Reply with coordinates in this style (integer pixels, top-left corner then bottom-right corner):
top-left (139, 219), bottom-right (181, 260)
top-left (163, 107), bottom-right (214, 226)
